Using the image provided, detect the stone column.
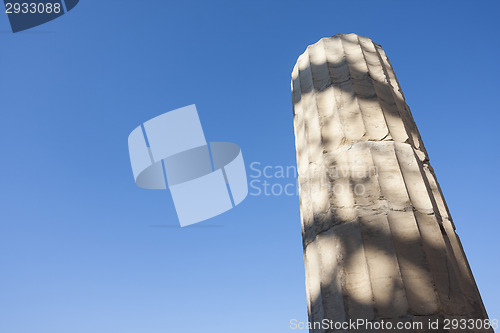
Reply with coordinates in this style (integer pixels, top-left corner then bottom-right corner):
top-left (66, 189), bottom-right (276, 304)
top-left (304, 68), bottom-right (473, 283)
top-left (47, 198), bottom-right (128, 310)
top-left (292, 33), bottom-right (492, 332)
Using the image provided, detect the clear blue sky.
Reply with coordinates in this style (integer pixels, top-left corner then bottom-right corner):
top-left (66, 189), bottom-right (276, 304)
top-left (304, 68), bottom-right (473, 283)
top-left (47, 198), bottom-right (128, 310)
top-left (1, 1), bottom-right (499, 332)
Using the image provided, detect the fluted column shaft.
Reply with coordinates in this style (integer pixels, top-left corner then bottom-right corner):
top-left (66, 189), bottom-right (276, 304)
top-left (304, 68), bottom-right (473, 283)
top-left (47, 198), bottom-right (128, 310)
top-left (292, 33), bottom-right (491, 332)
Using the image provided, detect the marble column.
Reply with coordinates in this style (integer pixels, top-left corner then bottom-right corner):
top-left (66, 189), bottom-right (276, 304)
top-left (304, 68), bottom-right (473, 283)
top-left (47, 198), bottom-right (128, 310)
top-left (292, 33), bottom-right (492, 332)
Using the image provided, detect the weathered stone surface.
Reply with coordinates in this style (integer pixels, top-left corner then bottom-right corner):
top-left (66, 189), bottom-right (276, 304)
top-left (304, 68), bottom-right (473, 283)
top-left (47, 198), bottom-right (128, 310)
top-left (292, 33), bottom-right (491, 332)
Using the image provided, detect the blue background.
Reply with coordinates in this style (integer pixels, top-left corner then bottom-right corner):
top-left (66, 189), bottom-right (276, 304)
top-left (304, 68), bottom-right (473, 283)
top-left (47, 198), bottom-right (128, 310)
top-left (1, 1), bottom-right (499, 332)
